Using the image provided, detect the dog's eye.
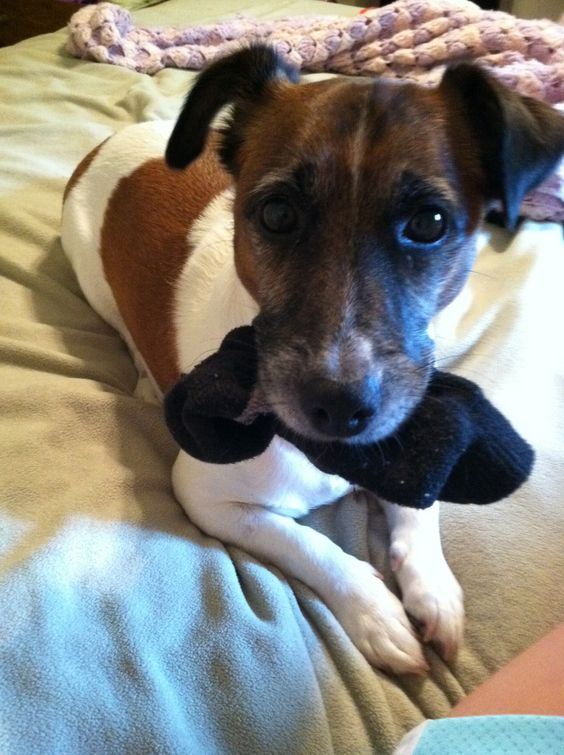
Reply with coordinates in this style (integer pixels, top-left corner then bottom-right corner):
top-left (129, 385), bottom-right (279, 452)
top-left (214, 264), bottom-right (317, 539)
top-left (260, 199), bottom-right (297, 235)
top-left (403, 207), bottom-right (447, 244)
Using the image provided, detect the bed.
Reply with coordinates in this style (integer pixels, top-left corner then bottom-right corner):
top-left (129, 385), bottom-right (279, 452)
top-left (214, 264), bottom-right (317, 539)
top-left (1, 1), bottom-right (563, 753)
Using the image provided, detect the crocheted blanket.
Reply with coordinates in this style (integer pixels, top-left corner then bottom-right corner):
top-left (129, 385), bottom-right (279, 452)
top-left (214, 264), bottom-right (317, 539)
top-left (67, 0), bottom-right (564, 222)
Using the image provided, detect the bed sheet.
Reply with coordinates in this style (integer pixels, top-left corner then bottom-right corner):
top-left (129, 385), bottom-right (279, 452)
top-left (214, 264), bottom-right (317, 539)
top-left (1, 1), bottom-right (563, 753)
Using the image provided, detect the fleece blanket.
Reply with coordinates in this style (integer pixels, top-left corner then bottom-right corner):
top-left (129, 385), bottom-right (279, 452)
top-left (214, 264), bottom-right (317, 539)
top-left (1, 1), bottom-right (563, 754)
top-left (66, 0), bottom-right (564, 223)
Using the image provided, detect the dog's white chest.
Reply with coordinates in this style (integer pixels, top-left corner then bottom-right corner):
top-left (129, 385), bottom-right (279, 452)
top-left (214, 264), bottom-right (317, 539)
top-left (173, 436), bottom-right (352, 520)
top-left (243, 436), bottom-right (353, 517)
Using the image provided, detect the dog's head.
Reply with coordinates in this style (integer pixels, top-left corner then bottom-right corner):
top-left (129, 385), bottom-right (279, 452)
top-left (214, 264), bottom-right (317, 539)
top-left (167, 45), bottom-right (564, 444)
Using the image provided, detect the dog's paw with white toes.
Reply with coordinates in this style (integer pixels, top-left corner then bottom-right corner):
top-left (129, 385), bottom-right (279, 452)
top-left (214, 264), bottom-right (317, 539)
top-left (390, 542), bottom-right (464, 661)
top-left (328, 558), bottom-right (429, 675)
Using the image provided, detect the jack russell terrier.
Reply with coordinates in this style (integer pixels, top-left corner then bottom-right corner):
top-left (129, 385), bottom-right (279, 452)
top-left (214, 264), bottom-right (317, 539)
top-left (61, 45), bottom-right (564, 675)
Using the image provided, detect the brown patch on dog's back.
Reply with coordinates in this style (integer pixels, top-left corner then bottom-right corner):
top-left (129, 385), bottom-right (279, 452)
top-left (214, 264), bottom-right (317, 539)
top-left (101, 134), bottom-right (232, 392)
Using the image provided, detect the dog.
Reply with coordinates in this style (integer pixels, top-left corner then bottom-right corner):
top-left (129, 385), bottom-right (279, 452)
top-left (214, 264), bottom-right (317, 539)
top-left (61, 45), bottom-right (564, 675)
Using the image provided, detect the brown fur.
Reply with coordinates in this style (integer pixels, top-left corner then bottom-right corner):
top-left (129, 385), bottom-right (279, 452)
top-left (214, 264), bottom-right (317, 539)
top-left (100, 135), bottom-right (231, 392)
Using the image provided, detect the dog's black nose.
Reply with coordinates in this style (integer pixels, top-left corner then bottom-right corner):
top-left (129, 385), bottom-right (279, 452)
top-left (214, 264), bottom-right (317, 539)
top-left (300, 377), bottom-right (380, 438)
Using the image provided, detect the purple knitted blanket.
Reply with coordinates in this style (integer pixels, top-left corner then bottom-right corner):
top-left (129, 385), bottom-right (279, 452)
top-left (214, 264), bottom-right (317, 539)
top-left (67, 0), bottom-right (564, 222)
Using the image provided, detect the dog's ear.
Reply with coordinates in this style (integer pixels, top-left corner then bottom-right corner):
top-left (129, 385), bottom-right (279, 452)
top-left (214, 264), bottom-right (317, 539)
top-left (441, 64), bottom-right (564, 229)
top-left (165, 44), bottom-right (299, 173)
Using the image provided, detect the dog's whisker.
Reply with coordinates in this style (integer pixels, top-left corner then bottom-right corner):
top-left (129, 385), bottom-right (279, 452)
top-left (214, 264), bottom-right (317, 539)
top-left (467, 268), bottom-right (499, 281)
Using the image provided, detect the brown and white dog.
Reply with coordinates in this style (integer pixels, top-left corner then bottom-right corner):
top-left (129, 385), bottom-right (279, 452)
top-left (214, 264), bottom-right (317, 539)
top-left (61, 46), bottom-right (564, 674)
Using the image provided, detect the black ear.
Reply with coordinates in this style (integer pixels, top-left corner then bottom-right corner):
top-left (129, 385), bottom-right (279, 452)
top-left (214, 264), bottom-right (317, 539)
top-left (441, 64), bottom-right (564, 229)
top-left (165, 44), bottom-right (299, 172)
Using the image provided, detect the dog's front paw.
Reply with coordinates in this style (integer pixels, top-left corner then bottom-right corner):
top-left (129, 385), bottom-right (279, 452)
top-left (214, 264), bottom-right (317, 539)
top-left (390, 541), bottom-right (464, 661)
top-left (328, 559), bottom-right (429, 675)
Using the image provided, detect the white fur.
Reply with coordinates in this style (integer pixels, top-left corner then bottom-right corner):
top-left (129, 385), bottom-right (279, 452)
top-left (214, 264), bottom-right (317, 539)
top-left (382, 500), bottom-right (464, 660)
top-left (174, 188), bottom-right (255, 373)
top-left (62, 122), bottom-right (464, 674)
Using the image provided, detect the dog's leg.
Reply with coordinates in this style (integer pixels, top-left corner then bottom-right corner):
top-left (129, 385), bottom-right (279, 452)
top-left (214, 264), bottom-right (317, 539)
top-left (381, 500), bottom-right (464, 660)
top-left (173, 457), bottom-right (428, 675)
